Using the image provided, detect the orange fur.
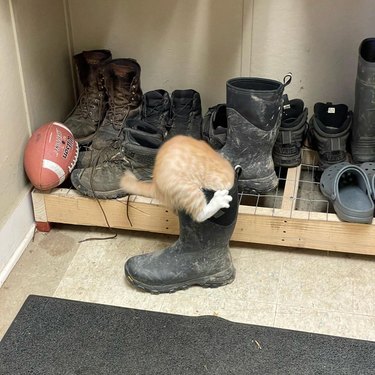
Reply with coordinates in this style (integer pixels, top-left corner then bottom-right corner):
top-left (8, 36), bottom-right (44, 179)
top-left (120, 135), bottom-right (235, 221)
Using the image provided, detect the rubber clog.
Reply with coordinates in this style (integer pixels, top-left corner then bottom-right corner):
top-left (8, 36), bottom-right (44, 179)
top-left (360, 162), bottom-right (375, 200)
top-left (320, 162), bottom-right (374, 223)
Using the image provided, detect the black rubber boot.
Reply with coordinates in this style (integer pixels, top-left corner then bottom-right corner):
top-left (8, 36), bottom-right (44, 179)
top-left (220, 76), bottom-right (289, 193)
top-left (202, 104), bottom-right (228, 150)
top-left (124, 178), bottom-right (239, 294)
top-left (307, 102), bottom-right (352, 170)
top-left (351, 38), bottom-right (375, 163)
top-left (273, 95), bottom-right (308, 167)
top-left (166, 89), bottom-right (202, 140)
top-left (71, 124), bottom-right (162, 199)
top-left (64, 49), bottom-right (112, 144)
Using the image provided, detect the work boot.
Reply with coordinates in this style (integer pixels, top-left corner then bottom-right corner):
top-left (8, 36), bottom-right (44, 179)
top-left (139, 89), bottom-right (171, 135)
top-left (75, 120), bottom-right (163, 169)
top-left (124, 172), bottom-right (239, 293)
top-left (307, 102), bottom-right (352, 170)
top-left (202, 104), bottom-right (228, 150)
top-left (91, 58), bottom-right (142, 150)
top-left (64, 49), bottom-right (112, 144)
top-left (351, 38), bottom-right (375, 163)
top-left (273, 95), bottom-right (308, 167)
top-left (71, 125), bottom-right (162, 199)
top-left (166, 89), bottom-right (202, 139)
top-left (221, 75), bottom-right (290, 193)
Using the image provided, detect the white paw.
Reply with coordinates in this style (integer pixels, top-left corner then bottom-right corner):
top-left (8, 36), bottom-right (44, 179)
top-left (195, 190), bottom-right (233, 222)
top-left (212, 189), bottom-right (232, 209)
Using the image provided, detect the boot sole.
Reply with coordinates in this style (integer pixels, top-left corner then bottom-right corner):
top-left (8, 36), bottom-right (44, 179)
top-left (71, 178), bottom-right (127, 199)
top-left (124, 265), bottom-right (236, 294)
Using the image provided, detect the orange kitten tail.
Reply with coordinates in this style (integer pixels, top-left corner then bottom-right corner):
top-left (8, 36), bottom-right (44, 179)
top-left (120, 170), bottom-right (156, 198)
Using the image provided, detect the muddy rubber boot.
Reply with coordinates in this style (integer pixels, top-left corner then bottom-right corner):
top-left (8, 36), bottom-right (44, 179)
top-left (202, 104), bottom-right (228, 150)
top-left (166, 89), bottom-right (202, 140)
top-left (64, 49), bottom-right (112, 144)
top-left (71, 125), bottom-right (163, 199)
top-left (307, 102), bottom-right (352, 170)
top-left (220, 76), bottom-right (290, 193)
top-left (273, 95), bottom-right (308, 167)
top-left (351, 38), bottom-right (375, 163)
top-left (91, 58), bottom-right (142, 150)
top-left (124, 177), bottom-right (239, 294)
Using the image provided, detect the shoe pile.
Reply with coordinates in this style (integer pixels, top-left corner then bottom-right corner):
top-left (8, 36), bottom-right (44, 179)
top-left (64, 50), bottom-right (203, 199)
top-left (58, 37), bottom-right (375, 294)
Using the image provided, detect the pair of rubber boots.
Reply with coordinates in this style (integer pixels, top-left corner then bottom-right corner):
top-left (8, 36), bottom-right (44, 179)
top-left (71, 88), bottom-right (202, 199)
top-left (64, 49), bottom-right (142, 147)
top-left (203, 75), bottom-right (293, 193)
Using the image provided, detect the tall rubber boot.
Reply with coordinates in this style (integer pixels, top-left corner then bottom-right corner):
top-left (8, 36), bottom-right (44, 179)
top-left (351, 38), bottom-right (375, 163)
top-left (221, 76), bottom-right (290, 193)
top-left (64, 49), bottom-right (112, 144)
top-left (124, 174), bottom-right (239, 293)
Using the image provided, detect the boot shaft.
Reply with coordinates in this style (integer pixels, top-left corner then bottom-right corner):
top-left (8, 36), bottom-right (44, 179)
top-left (74, 49), bottom-right (112, 92)
top-left (167, 89), bottom-right (202, 139)
top-left (351, 38), bottom-right (375, 162)
top-left (104, 58), bottom-right (142, 107)
top-left (91, 58), bottom-right (143, 149)
top-left (227, 77), bottom-right (285, 131)
top-left (222, 76), bottom-right (288, 193)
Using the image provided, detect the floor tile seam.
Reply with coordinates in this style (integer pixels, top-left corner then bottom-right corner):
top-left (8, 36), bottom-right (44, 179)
top-left (51, 240), bottom-right (91, 297)
top-left (272, 253), bottom-right (291, 325)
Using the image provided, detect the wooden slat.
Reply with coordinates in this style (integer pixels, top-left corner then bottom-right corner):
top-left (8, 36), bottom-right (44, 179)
top-left (31, 188), bottom-right (375, 256)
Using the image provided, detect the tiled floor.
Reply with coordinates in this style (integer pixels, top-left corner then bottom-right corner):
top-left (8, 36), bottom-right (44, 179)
top-left (1, 223), bottom-right (374, 341)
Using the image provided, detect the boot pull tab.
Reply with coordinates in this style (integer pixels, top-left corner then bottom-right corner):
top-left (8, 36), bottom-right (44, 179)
top-left (283, 72), bottom-right (293, 87)
top-left (234, 165), bottom-right (242, 179)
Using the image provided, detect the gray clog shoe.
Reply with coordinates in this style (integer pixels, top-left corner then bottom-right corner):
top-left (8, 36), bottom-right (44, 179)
top-left (320, 162), bottom-right (374, 223)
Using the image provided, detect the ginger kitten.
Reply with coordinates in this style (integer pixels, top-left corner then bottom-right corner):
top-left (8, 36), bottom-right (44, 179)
top-left (120, 135), bottom-right (235, 222)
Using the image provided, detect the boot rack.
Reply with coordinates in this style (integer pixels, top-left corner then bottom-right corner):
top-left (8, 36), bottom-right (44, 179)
top-left (32, 148), bottom-right (375, 256)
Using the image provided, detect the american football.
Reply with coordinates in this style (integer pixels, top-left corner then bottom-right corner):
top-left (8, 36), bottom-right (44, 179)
top-left (24, 121), bottom-right (79, 190)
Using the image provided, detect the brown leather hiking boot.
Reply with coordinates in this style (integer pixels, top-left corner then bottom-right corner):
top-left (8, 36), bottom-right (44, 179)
top-left (64, 50), bottom-right (112, 144)
top-left (91, 58), bottom-right (142, 150)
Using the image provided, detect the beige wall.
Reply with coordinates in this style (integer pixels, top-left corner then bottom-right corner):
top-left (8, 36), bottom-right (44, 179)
top-left (1, 0), bottom-right (375, 238)
top-left (68, 0), bottom-right (249, 110)
top-left (251, 0), bottom-right (375, 112)
top-left (0, 0), bottom-right (73, 230)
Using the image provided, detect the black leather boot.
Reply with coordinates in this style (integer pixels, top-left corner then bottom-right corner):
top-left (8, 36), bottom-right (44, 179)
top-left (351, 38), bottom-right (375, 163)
top-left (64, 50), bottom-right (112, 144)
top-left (202, 104), bottom-right (228, 150)
top-left (220, 76), bottom-right (290, 193)
top-left (166, 89), bottom-right (202, 140)
top-left (124, 177), bottom-right (239, 293)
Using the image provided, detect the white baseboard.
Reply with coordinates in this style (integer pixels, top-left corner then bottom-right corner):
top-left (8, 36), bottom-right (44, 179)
top-left (0, 192), bottom-right (35, 287)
